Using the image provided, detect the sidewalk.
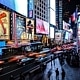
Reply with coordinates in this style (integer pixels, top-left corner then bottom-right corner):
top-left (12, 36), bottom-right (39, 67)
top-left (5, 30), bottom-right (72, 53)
top-left (41, 58), bottom-right (80, 80)
top-left (42, 58), bottom-right (62, 80)
top-left (62, 60), bottom-right (80, 80)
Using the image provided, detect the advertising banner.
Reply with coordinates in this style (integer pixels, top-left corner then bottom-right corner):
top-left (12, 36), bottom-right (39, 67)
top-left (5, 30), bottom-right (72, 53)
top-left (55, 32), bottom-right (63, 44)
top-left (28, 0), bottom-right (33, 18)
top-left (0, 8), bottom-right (10, 40)
top-left (26, 18), bottom-right (34, 40)
top-left (16, 15), bottom-right (26, 40)
top-left (36, 18), bottom-right (49, 34)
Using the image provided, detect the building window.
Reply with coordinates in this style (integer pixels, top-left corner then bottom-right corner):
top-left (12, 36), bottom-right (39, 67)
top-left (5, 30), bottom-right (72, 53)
top-left (44, 15), bottom-right (45, 18)
top-left (40, 8), bottom-right (41, 11)
top-left (40, 13), bottom-right (41, 16)
top-left (39, 17), bottom-right (40, 19)
top-left (44, 7), bottom-right (45, 10)
top-left (35, 15), bottom-right (36, 18)
top-left (37, 12), bottom-right (39, 15)
top-left (40, 4), bottom-right (41, 7)
top-left (42, 1), bottom-right (43, 4)
top-left (44, 3), bottom-right (45, 5)
top-left (44, 11), bottom-right (45, 14)
top-left (37, 16), bottom-right (39, 19)
top-left (37, 7), bottom-right (39, 10)
top-left (35, 11), bottom-right (36, 14)
top-left (35, 5), bottom-right (36, 9)
top-left (42, 10), bottom-right (43, 13)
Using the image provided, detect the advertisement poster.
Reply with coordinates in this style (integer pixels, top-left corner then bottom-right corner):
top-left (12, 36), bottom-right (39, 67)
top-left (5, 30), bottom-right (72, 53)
top-left (28, 0), bottom-right (33, 18)
top-left (0, 0), bottom-right (28, 17)
top-left (36, 18), bottom-right (49, 34)
top-left (55, 32), bottom-right (62, 44)
top-left (0, 8), bottom-right (10, 40)
top-left (50, 27), bottom-right (54, 38)
top-left (16, 15), bottom-right (26, 40)
top-left (26, 18), bottom-right (34, 40)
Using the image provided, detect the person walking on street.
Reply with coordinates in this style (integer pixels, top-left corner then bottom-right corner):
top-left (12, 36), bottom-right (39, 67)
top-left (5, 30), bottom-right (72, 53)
top-left (9, 75), bottom-right (15, 80)
top-left (62, 68), bottom-right (65, 80)
top-left (55, 68), bottom-right (59, 80)
top-left (19, 73), bottom-right (25, 80)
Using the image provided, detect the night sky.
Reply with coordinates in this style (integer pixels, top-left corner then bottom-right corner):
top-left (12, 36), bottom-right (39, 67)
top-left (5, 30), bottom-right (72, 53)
top-left (63, 0), bottom-right (80, 22)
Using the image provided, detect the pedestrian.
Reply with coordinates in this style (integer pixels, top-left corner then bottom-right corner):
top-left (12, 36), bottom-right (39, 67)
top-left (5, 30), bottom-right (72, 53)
top-left (48, 69), bottom-right (52, 80)
top-left (55, 68), bottom-right (59, 80)
top-left (9, 75), bottom-right (15, 80)
top-left (62, 68), bottom-right (65, 80)
top-left (19, 73), bottom-right (25, 80)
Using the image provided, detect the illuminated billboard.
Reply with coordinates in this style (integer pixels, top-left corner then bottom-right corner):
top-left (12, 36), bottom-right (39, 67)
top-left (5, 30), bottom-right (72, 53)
top-left (50, 27), bottom-right (54, 38)
top-left (0, 8), bottom-right (10, 40)
top-left (50, 0), bottom-right (56, 25)
top-left (12, 13), bottom-right (26, 40)
top-left (0, 0), bottom-right (28, 17)
top-left (26, 18), bottom-right (34, 40)
top-left (28, 0), bottom-right (33, 18)
top-left (36, 18), bottom-right (49, 34)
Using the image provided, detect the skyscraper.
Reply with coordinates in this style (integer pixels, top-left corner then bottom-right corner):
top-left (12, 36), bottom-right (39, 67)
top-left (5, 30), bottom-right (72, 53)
top-left (33, 0), bottom-right (49, 22)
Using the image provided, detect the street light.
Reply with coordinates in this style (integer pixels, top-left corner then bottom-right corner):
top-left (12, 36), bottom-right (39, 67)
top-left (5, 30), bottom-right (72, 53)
top-left (48, 7), bottom-right (54, 11)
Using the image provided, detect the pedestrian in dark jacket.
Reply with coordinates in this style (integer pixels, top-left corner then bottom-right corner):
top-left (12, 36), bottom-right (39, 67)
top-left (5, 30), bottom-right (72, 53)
top-left (19, 73), bottom-right (25, 80)
top-left (9, 75), bottom-right (15, 80)
top-left (55, 68), bottom-right (59, 80)
top-left (62, 68), bottom-right (65, 80)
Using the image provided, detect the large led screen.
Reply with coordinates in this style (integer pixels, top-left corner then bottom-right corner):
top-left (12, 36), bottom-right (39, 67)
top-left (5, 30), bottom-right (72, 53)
top-left (36, 18), bottom-right (49, 34)
top-left (50, 0), bottom-right (56, 25)
top-left (0, 8), bottom-right (10, 40)
top-left (26, 18), bottom-right (34, 40)
top-left (50, 27), bottom-right (54, 38)
top-left (16, 15), bottom-right (26, 40)
top-left (0, 0), bottom-right (28, 17)
top-left (0, 41), bottom-right (6, 55)
top-left (28, 0), bottom-right (34, 18)
top-left (63, 21), bottom-right (69, 31)
top-left (65, 31), bottom-right (69, 40)
top-left (55, 32), bottom-right (62, 41)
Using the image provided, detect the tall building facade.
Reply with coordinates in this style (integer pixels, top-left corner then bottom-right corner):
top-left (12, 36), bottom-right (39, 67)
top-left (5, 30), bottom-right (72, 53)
top-left (33, 0), bottom-right (50, 22)
top-left (28, 0), bottom-right (63, 30)
top-left (56, 0), bottom-right (63, 30)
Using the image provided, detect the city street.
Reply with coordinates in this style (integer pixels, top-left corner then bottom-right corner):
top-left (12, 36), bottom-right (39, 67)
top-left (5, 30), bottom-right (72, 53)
top-left (37, 58), bottom-right (80, 80)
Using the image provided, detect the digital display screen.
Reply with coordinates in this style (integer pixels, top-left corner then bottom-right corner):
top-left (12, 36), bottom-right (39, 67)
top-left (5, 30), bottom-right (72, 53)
top-left (50, 0), bottom-right (56, 25)
top-left (0, 0), bottom-right (28, 17)
top-left (50, 27), bottom-right (54, 38)
top-left (16, 15), bottom-right (25, 39)
top-left (28, 0), bottom-right (33, 18)
top-left (36, 18), bottom-right (49, 34)
top-left (0, 41), bottom-right (6, 47)
top-left (0, 8), bottom-right (10, 40)
top-left (26, 18), bottom-right (34, 40)
top-left (0, 41), bottom-right (6, 55)
top-left (63, 21), bottom-right (69, 31)
top-left (0, 48), bottom-right (2, 55)
top-left (65, 31), bottom-right (69, 40)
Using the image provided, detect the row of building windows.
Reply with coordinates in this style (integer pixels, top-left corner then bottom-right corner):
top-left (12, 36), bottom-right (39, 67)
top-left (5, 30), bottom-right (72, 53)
top-left (35, 10), bottom-right (45, 14)
top-left (35, 5), bottom-right (46, 10)
top-left (34, 13), bottom-right (46, 18)
top-left (34, 0), bottom-right (48, 22)
top-left (37, 0), bottom-right (46, 5)
top-left (35, 15), bottom-right (48, 22)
